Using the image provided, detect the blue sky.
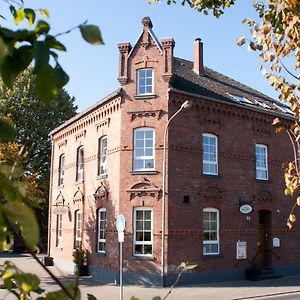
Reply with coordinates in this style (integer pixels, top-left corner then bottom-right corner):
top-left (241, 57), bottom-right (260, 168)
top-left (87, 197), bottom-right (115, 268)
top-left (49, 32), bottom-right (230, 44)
top-left (14, 1), bottom-right (278, 111)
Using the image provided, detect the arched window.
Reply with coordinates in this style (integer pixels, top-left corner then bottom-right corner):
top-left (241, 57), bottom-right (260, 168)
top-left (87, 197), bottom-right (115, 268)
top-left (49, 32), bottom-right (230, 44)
top-left (133, 127), bottom-right (155, 171)
top-left (203, 208), bottom-right (219, 255)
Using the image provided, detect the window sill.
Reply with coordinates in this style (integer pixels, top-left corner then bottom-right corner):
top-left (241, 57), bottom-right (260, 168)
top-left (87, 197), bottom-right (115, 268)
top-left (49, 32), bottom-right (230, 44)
top-left (256, 178), bottom-right (270, 183)
top-left (202, 254), bottom-right (222, 259)
top-left (202, 173), bottom-right (222, 179)
top-left (58, 184), bottom-right (64, 189)
top-left (96, 174), bottom-right (108, 180)
top-left (131, 170), bottom-right (158, 175)
top-left (75, 180), bottom-right (84, 185)
top-left (134, 94), bottom-right (157, 100)
top-left (95, 251), bottom-right (106, 257)
top-left (132, 255), bottom-right (154, 261)
top-left (55, 247), bottom-right (63, 251)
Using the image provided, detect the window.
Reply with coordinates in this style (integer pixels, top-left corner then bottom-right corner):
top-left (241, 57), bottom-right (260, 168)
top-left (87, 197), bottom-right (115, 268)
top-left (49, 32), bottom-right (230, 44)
top-left (256, 144), bottom-right (268, 180)
top-left (133, 128), bottom-right (155, 171)
top-left (58, 154), bottom-right (65, 186)
top-left (137, 68), bottom-right (153, 95)
top-left (228, 93), bottom-right (253, 104)
top-left (76, 146), bottom-right (84, 181)
top-left (56, 214), bottom-right (63, 248)
top-left (74, 210), bottom-right (82, 249)
top-left (134, 207), bottom-right (153, 256)
top-left (203, 208), bottom-right (219, 255)
top-left (97, 208), bottom-right (106, 253)
top-left (203, 133), bottom-right (218, 175)
top-left (98, 136), bottom-right (107, 176)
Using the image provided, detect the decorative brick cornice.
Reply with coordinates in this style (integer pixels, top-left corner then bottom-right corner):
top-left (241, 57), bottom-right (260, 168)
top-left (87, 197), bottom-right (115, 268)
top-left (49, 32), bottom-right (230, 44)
top-left (128, 109), bottom-right (163, 121)
top-left (96, 118), bottom-right (110, 131)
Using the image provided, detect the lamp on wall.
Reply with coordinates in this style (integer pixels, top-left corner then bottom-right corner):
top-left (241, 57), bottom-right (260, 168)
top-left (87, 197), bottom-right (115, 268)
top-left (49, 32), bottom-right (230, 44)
top-left (161, 100), bottom-right (192, 287)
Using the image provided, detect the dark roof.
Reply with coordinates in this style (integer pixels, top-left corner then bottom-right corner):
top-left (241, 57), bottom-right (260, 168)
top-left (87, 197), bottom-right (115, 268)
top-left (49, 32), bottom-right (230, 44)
top-left (50, 88), bottom-right (121, 136)
top-left (171, 57), bottom-right (293, 118)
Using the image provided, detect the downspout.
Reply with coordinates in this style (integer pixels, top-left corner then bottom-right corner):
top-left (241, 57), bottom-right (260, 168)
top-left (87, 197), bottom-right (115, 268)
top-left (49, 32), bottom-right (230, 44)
top-left (47, 136), bottom-right (54, 256)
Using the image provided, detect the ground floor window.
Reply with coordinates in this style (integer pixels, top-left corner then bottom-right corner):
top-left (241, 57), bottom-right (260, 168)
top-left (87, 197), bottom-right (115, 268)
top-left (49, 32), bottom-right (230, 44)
top-left (203, 208), bottom-right (219, 255)
top-left (56, 214), bottom-right (63, 248)
top-left (97, 208), bottom-right (106, 253)
top-left (134, 207), bottom-right (153, 256)
top-left (74, 210), bottom-right (82, 249)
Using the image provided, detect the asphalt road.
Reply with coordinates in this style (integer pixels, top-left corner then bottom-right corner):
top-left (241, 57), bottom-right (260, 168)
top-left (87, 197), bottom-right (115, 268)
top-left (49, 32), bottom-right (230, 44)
top-left (1, 254), bottom-right (300, 299)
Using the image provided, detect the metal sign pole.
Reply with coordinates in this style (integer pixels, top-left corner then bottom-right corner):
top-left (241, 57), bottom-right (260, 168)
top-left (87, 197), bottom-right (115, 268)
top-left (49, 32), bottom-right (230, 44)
top-left (116, 215), bottom-right (125, 300)
top-left (120, 240), bottom-right (123, 300)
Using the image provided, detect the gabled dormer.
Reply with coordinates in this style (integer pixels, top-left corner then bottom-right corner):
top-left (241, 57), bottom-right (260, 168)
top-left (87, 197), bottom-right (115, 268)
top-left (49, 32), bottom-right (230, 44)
top-left (117, 17), bottom-right (175, 98)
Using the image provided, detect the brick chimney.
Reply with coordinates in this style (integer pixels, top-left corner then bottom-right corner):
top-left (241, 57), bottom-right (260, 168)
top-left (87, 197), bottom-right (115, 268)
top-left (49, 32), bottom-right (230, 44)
top-left (161, 38), bottom-right (175, 82)
top-left (117, 42), bottom-right (132, 85)
top-left (193, 38), bottom-right (204, 75)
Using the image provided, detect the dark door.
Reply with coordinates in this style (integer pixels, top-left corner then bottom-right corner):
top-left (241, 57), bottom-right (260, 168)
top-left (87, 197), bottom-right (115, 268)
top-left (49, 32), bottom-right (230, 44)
top-left (257, 210), bottom-right (271, 267)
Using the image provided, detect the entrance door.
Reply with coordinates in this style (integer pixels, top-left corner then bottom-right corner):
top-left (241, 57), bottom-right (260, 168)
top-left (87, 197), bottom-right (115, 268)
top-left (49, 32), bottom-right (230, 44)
top-left (257, 210), bottom-right (271, 267)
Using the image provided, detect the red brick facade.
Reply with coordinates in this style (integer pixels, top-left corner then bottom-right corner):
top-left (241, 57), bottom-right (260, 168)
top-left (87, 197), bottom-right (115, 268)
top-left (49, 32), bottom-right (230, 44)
top-left (48, 17), bottom-right (300, 285)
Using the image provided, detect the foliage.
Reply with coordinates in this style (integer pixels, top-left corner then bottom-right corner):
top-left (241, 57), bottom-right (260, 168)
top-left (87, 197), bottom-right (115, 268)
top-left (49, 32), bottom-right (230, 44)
top-left (0, 0), bottom-right (104, 104)
top-left (0, 68), bottom-right (77, 238)
top-left (149, 0), bottom-right (236, 17)
top-left (236, 1), bottom-right (300, 228)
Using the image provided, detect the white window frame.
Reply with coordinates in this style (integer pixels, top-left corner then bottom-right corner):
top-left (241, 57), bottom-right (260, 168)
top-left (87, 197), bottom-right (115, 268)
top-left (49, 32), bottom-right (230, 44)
top-left (98, 136), bottom-right (107, 176)
top-left (137, 68), bottom-right (154, 95)
top-left (256, 144), bottom-right (268, 180)
top-left (97, 208), bottom-right (106, 253)
top-left (133, 207), bottom-right (153, 257)
top-left (203, 133), bottom-right (218, 175)
top-left (203, 208), bottom-right (219, 255)
top-left (58, 154), bottom-right (65, 186)
top-left (74, 210), bottom-right (82, 249)
top-left (133, 127), bottom-right (155, 171)
top-left (76, 146), bottom-right (84, 181)
top-left (56, 214), bottom-right (63, 248)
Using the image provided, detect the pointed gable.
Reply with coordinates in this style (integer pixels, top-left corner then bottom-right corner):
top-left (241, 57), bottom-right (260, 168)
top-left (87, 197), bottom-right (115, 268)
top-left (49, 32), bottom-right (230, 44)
top-left (128, 17), bottom-right (163, 58)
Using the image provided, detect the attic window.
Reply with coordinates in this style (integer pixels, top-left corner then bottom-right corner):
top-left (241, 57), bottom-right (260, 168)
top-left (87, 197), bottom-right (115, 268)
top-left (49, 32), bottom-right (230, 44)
top-left (273, 103), bottom-right (294, 115)
top-left (137, 68), bottom-right (154, 95)
top-left (254, 99), bottom-right (271, 109)
top-left (228, 93), bottom-right (253, 104)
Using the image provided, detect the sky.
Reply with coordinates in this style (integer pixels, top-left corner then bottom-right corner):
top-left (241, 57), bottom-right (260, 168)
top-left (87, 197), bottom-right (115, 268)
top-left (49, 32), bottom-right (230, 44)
top-left (7, 1), bottom-right (279, 112)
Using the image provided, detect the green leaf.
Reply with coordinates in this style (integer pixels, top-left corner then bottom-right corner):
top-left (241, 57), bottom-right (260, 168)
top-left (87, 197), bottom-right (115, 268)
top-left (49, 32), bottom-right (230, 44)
top-left (0, 36), bottom-right (8, 66)
top-left (87, 294), bottom-right (97, 300)
top-left (1, 46), bottom-right (33, 87)
top-left (3, 202), bottom-right (39, 249)
top-left (14, 9), bottom-right (25, 25)
top-left (0, 117), bottom-right (16, 142)
top-left (24, 9), bottom-right (36, 27)
top-left (34, 66), bottom-right (55, 103)
top-left (33, 41), bottom-right (50, 73)
top-left (53, 63), bottom-right (69, 89)
top-left (152, 297), bottom-right (162, 300)
top-left (35, 20), bottom-right (50, 35)
top-left (39, 9), bottom-right (49, 19)
top-left (79, 25), bottom-right (104, 45)
top-left (45, 35), bottom-right (66, 51)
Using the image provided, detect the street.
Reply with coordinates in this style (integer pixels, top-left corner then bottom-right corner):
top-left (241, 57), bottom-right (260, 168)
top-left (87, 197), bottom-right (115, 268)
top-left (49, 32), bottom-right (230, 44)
top-left (1, 254), bottom-right (300, 299)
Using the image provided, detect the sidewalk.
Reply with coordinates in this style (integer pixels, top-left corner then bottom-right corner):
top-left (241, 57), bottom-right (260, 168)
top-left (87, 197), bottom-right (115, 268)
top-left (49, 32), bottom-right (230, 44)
top-left (1, 253), bottom-right (300, 299)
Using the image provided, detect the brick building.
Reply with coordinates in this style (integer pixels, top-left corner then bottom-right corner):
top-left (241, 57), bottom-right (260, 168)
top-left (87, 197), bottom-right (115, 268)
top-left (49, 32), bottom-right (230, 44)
top-left (48, 17), bottom-right (300, 285)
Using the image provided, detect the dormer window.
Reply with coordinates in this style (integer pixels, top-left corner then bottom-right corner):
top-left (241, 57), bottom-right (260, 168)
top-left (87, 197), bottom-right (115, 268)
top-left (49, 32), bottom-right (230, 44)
top-left (137, 68), bottom-right (153, 95)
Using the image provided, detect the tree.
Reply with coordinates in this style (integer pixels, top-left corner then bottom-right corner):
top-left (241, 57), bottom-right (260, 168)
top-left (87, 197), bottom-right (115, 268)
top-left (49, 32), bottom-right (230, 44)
top-left (0, 68), bottom-right (77, 238)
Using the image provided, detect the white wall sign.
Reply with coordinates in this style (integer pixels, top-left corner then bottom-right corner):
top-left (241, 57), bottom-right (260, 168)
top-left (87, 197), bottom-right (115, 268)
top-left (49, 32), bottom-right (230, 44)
top-left (236, 241), bottom-right (247, 259)
top-left (239, 204), bottom-right (253, 214)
